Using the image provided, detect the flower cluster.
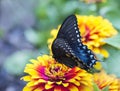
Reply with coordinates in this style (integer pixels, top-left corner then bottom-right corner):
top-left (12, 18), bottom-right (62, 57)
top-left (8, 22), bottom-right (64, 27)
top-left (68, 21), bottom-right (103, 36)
top-left (22, 55), bottom-right (120, 91)
top-left (22, 14), bottom-right (119, 91)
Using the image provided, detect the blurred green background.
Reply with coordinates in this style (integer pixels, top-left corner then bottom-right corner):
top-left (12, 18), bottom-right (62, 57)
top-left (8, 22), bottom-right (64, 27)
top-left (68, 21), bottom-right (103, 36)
top-left (0, 0), bottom-right (120, 91)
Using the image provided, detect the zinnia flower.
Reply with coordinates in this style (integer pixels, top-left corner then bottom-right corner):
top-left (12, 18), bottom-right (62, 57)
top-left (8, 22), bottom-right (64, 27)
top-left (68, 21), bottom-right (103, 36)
top-left (93, 70), bottom-right (119, 91)
top-left (22, 55), bottom-right (93, 91)
top-left (48, 15), bottom-right (117, 58)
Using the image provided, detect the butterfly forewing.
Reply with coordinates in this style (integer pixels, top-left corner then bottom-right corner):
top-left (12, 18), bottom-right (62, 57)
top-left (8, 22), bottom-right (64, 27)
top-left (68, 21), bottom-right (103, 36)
top-left (57, 15), bottom-right (81, 47)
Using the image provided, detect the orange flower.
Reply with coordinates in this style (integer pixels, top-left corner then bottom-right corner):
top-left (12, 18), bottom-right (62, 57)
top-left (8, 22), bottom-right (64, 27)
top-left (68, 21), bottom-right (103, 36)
top-left (93, 70), bottom-right (119, 91)
top-left (22, 55), bottom-right (93, 91)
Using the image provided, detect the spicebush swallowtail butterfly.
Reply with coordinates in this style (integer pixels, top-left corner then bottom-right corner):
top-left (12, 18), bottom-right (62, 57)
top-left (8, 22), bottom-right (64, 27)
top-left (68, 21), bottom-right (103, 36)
top-left (52, 15), bottom-right (98, 70)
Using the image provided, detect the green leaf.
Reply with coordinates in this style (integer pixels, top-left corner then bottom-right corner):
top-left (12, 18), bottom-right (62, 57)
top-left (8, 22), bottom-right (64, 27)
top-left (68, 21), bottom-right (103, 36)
top-left (102, 86), bottom-right (109, 91)
top-left (102, 45), bottom-right (120, 77)
top-left (93, 82), bottom-right (100, 91)
top-left (104, 34), bottom-right (120, 49)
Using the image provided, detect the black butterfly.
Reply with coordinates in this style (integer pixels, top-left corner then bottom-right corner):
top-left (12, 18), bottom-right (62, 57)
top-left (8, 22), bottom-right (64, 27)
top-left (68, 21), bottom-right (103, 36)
top-left (51, 15), bottom-right (98, 70)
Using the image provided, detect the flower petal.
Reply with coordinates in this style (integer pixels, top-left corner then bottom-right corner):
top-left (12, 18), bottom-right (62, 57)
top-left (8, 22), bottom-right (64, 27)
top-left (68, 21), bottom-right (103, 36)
top-left (27, 81), bottom-right (36, 87)
top-left (68, 84), bottom-right (79, 91)
top-left (62, 83), bottom-right (69, 87)
top-left (45, 83), bottom-right (54, 89)
top-left (56, 81), bottom-right (62, 85)
top-left (100, 48), bottom-right (109, 58)
top-left (23, 86), bottom-right (33, 91)
top-left (21, 75), bottom-right (31, 81)
top-left (34, 86), bottom-right (44, 91)
top-left (54, 86), bottom-right (62, 91)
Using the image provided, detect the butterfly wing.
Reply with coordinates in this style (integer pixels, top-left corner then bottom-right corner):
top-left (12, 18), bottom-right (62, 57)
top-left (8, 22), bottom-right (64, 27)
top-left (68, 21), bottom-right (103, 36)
top-left (52, 15), bottom-right (97, 69)
top-left (52, 38), bottom-right (78, 68)
top-left (57, 15), bottom-right (81, 47)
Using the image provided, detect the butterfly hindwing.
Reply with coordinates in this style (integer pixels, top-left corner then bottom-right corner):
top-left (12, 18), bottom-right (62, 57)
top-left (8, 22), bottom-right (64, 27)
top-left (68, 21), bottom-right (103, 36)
top-left (52, 38), bottom-right (78, 68)
top-left (52, 15), bottom-right (97, 70)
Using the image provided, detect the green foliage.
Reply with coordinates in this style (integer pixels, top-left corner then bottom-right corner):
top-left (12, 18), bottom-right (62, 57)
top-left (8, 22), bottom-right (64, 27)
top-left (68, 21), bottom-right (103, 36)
top-left (102, 86), bottom-right (109, 91)
top-left (104, 34), bottom-right (120, 49)
top-left (93, 82), bottom-right (100, 91)
top-left (24, 28), bottom-right (50, 48)
top-left (3, 50), bottom-right (34, 75)
top-left (24, 29), bottom-right (40, 45)
top-left (102, 45), bottom-right (120, 77)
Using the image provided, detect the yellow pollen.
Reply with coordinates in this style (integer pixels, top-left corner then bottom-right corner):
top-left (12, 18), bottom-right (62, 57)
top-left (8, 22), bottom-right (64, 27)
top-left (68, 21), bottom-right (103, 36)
top-left (45, 63), bottom-right (68, 80)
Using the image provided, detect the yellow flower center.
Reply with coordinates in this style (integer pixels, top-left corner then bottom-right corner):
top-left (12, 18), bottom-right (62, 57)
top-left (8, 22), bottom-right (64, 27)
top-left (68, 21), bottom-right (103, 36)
top-left (45, 63), bottom-right (68, 81)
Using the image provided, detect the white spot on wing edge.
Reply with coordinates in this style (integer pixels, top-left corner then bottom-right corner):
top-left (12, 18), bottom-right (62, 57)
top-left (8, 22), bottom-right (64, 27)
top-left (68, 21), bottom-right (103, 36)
top-left (75, 27), bottom-right (77, 30)
top-left (76, 31), bottom-right (78, 33)
top-left (77, 39), bottom-right (80, 42)
top-left (77, 34), bottom-right (79, 37)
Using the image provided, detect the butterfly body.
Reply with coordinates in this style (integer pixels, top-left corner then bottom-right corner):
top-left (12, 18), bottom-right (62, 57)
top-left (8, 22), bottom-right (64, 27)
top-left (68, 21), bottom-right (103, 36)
top-left (52, 15), bottom-right (98, 70)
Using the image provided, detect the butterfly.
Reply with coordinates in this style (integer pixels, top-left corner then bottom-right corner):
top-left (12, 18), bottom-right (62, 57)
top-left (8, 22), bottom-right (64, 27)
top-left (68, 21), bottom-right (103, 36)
top-left (51, 15), bottom-right (98, 70)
